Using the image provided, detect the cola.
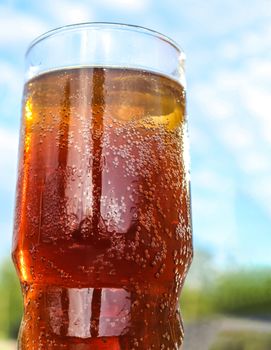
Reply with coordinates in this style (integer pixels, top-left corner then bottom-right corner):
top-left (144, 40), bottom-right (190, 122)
top-left (12, 67), bottom-right (193, 349)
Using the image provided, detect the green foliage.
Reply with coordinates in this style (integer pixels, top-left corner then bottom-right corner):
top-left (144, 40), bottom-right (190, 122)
top-left (181, 265), bottom-right (271, 322)
top-left (0, 258), bottom-right (23, 339)
top-left (180, 248), bottom-right (217, 321)
top-left (180, 287), bottom-right (215, 321)
top-left (211, 331), bottom-right (271, 350)
top-left (213, 269), bottom-right (271, 316)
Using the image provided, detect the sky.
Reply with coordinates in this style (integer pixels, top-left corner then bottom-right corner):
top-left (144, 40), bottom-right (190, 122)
top-left (0, 0), bottom-right (271, 268)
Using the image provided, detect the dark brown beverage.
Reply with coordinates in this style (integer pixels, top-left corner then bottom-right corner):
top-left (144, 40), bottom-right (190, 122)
top-left (12, 67), bottom-right (193, 349)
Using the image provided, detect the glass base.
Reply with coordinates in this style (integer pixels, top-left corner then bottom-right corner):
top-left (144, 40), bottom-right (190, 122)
top-left (18, 284), bottom-right (184, 349)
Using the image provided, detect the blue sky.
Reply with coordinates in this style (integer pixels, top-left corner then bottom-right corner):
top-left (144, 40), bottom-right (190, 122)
top-left (0, 0), bottom-right (271, 268)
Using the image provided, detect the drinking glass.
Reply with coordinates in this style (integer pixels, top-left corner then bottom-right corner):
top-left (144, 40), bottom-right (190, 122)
top-left (12, 22), bottom-right (193, 349)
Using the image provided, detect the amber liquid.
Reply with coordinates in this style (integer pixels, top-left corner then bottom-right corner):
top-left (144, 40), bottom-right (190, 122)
top-left (12, 67), bottom-right (193, 349)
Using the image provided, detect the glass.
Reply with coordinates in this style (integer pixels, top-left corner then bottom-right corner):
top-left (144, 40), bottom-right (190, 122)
top-left (12, 22), bottom-right (193, 349)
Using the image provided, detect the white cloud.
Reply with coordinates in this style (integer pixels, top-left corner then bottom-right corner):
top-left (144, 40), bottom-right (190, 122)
top-left (240, 24), bottom-right (271, 55)
top-left (211, 64), bottom-right (271, 150)
top-left (189, 125), bottom-right (211, 154)
top-left (43, 0), bottom-right (94, 25)
top-left (191, 17), bottom-right (271, 222)
top-left (0, 128), bottom-right (18, 191)
top-left (0, 61), bottom-right (22, 96)
top-left (250, 178), bottom-right (271, 217)
top-left (0, 5), bottom-right (48, 46)
top-left (242, 88), bottom-right (270, 125)
top-left (191, 169), bottom-right (237, 267)
top-left (218, 122), bottom-right (254, 152)
top-left (240, 151), bottom-right (271, 174)
top-left (218, 25), bottom-right (271, 61)
top-left (192, 189), bottom-right (237, 267)
top-left (192, 84), bottom-right (234, 120)
top-left (247, 59), bottom-right (271, 81)
top-left (98, 0), bottom-right (150, 12)
top-left (0, 61), bottom-right (23, 125)
top-left (192, 169), bottom-right (232, 193)
top-left (189, 42), bottom-right (271, 262)
top-left (180, 0), bottom-right (271, 37)
top-left (0, 2), bottom-right (94, 50)
top-left (219, 41), bottom-right (240, 60)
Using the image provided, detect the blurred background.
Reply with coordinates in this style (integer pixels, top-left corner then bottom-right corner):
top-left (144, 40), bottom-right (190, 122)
top-left (0, 0), bottom-right (271, 349)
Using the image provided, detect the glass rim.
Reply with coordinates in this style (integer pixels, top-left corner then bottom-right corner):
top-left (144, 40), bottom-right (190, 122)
top-left (25, 22), bottom-right (184, 58)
